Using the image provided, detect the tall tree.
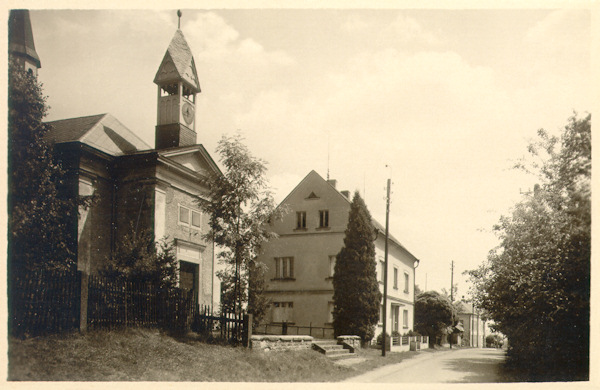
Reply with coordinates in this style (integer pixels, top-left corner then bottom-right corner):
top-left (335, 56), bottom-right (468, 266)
top-left (414, 291), bottom-right (455, 347)
top-left (8, 58), bottom-right (82, 274)
top-left (202, 133), bottom-right (279, 322)
top-left (467, 113), bottom-right (590, 381)
top-left (332, 192), bottom-right (381, 343)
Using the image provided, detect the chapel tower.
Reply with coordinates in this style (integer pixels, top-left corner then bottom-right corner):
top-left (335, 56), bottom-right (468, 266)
top-left (154, 11), bottom-right (201, 149)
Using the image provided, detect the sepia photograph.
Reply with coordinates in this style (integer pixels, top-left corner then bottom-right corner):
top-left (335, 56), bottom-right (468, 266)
top-left (4, 2), bottom-right (594, 385)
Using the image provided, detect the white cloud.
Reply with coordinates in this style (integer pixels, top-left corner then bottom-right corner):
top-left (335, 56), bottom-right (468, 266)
top-left (185, 12), bottom-right (294, 67)
top-left (524, 9), bottom-right (590, 63)
top-left (383, 14), bottom-right (440, 45)
top-left (341, 14), bottom-right (369, 33)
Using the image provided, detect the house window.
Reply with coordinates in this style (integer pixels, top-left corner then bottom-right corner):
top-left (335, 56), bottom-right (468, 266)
top-left (403, 310), bottom-right (409, 328)
top-left (275, 257), bottom-right (294, 279)
top-left (319, 210), bottom-right (329, 228)
top-left (393, 268), bottom-right (398, 289)
top-left (379, 260), bottom-right (385, 282)
top-left (179, 205), bottom-right (202, 229)
top-left (296, 211), bottom-right (306, 229)
top-left (404, 272), bottom-right (410, 293)
top-left (329, 255), bottom-right (336, 277)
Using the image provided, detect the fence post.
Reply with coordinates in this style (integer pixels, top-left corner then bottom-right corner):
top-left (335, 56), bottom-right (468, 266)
top-left (243, 314), bottom-right (253, 348)
top-left (79, 271), bottom-right (88, 333)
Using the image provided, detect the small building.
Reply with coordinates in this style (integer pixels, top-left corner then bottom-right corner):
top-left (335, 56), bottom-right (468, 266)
top-left (258, 170), bottom-right (420, 339)
top-left (455, 300), bottom-right (486, 347)
top-left (10, 9), bottom-right (220, 306)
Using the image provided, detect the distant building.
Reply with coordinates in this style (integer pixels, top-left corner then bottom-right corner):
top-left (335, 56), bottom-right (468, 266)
top-left (455, 300), bottom-right (486, 347)
top-left (9, 10), bottom-right (220, 306)
top-left (258, 170), bottom-right (420, 339)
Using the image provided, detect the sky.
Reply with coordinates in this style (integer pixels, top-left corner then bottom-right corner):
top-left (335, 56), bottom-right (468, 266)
top-left (14, 4), bottom-right (595, 298)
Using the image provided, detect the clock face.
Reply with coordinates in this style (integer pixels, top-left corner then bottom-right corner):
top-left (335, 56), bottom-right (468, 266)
top-left (182, 102), bottom-right (194, 125)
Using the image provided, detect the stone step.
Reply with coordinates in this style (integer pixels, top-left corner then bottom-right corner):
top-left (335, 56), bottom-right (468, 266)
top-left (321, 345), bottom-right (344, 351)
top-left (324, 348), bottom-right (349, 356)
top-left (312, 339), bottom-right (355, 359)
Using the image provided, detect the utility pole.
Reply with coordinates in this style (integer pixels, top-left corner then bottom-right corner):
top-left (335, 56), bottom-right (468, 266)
top-left (382, 177), bottom-right (391, 357)
top-left (450, 260), bottom-right (454, 303)
top-left (450, 260), bottom-right (454, 349)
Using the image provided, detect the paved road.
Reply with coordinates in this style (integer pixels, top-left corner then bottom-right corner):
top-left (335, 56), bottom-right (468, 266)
top-left (346, 348), bottom-right (506, 383)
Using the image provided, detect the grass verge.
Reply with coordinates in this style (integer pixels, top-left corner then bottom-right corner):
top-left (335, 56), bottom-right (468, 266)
top-left (8, 328), bottom-right (430, 381)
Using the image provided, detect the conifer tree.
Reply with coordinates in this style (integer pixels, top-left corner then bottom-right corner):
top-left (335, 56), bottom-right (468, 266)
top-left (332, 191), bottom-right (382, 343)
top-left (8, 58), bottom-right (81, 274)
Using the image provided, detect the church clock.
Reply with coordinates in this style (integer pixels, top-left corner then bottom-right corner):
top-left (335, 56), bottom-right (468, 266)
top-left (182, 102), bottom-right (194, 125)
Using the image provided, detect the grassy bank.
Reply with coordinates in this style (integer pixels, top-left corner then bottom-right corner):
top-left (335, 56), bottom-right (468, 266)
top-left (8, 328), bottom-right (425, 381)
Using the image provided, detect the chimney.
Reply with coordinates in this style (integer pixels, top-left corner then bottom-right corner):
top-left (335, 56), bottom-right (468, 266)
top-left (327, 179), bottom-right (337, 189)
top-left (341, 190), bottom-right (350, 199)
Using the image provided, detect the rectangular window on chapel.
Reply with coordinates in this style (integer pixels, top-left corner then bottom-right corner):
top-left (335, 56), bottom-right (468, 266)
top-left (179, 205), bottom-right (202, 230)
top-left (191, 210), bottom-right (201, 228)
top-left (179, 206), bottom-right (190, 224)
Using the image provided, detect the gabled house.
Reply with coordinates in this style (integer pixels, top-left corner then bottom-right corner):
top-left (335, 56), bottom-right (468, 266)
top-left (455, 301), bottom-right (486, 347)
top-left (258, 170), bottom-right (420, 339)
top-left (21, 13), bottom-right (223, 306)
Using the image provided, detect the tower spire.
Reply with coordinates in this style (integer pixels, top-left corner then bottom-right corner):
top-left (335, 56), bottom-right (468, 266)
top-left (177, 10), bottom-right (182, 29)
top-left (9, 10), bottom-right (41, 75)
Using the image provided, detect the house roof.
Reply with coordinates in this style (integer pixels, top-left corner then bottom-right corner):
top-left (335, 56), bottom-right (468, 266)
top-left (280, 170), bottom-right (419, 262)
top-left (456, 301), bottom-right (478, 315)
top-left (45, 113), bottom-right (151, 156)
top-left (154, 29), bottom-right (201, 92)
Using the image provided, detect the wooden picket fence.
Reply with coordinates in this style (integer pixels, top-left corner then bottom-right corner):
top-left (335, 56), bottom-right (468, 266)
top-left (194, 305), bottom-right (247, 344)
top-left (9, 269), bottom-right (81, 338)
top-left (9, 270), bottom-right (251, 346)
top-left (87, 275), bottom-right (196, 331)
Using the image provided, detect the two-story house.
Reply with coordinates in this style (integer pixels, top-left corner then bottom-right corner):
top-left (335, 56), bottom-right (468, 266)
top-left (258, 170), bottom-right (420, 340)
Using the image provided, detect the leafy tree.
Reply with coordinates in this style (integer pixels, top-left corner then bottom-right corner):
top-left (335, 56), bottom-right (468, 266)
top-left (414, 291), bottom-right (456, 347)
top-left (100, 225), bottom-right (179, 290)
top-left (202, 133), bottom-right (279, 322)
top-left (466, 113), bottom-right (590, 381)
top-left (332, 192), bottom-right (381, 343)
top-left (8, 58), bottom-right (93, 275)
top-left (414, 284), bottom-right (423, 296)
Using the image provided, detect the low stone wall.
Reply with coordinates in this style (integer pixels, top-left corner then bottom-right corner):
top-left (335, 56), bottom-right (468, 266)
top-left (338, 335), bottom-right (362, 350)
top-left (251, 335), bottom-right (314, 351)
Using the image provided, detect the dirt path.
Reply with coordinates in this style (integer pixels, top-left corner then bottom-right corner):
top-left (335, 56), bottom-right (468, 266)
top-left (346, 348), bottom-right (506, 383)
